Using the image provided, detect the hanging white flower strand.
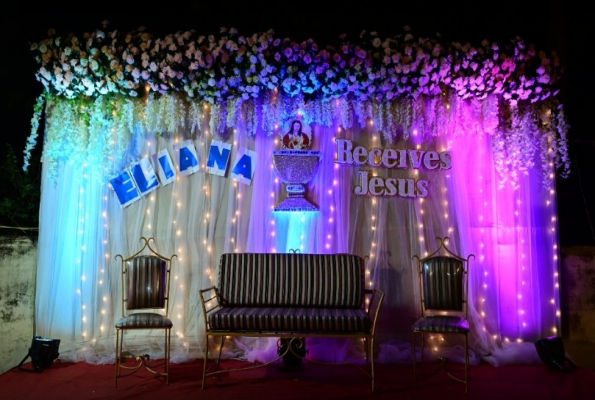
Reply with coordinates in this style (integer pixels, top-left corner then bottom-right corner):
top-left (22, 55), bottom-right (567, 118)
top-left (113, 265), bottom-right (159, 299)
top-left (23, 93), bottom-right (46, 171)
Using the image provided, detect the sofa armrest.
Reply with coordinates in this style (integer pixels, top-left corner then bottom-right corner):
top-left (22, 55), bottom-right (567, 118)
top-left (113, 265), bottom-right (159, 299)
top-left (199, 286), bottom-right (222, 332)
top-left (365, 288), bottom-right (385, 335)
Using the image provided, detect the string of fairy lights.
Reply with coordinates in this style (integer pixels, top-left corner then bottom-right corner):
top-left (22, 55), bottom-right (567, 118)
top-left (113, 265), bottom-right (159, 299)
top-left (83, 94), bottom-right (563, 358)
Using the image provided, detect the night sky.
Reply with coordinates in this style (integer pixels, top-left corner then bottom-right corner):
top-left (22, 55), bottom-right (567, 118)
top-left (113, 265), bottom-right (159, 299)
top-left (1, 3), bottom-right (593, 246)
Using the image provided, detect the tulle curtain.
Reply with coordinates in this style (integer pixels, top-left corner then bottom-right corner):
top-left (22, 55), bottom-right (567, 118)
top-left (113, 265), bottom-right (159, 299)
top-left (34, 95), bottom-right (561, 366)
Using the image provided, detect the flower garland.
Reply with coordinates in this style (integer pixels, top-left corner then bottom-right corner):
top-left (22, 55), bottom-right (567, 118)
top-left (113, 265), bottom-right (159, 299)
top-left (30, 25), bottom-right (562, 104)
top-left (23, 93), bottom-right (46, 171)
top-left (25, 24), bottom-right (570, 188)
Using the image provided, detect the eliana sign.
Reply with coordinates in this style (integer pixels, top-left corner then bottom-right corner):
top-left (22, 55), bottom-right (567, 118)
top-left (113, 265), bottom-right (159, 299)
top-left (109, 139), bottom-right (256, 208)
top-left (334, 139), bottom-right (452, 198)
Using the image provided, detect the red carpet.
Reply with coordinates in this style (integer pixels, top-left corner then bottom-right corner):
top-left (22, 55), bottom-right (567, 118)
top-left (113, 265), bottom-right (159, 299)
top-left (1, 358), bottom-right (592, 400)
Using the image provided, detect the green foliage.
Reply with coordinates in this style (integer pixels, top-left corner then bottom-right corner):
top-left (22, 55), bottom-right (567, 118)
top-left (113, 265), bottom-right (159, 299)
top-left (0, 144), bottom-right (40, 231)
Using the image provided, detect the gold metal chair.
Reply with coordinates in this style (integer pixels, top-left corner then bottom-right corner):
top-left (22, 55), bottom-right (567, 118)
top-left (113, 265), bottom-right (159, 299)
top-left (114, 237), bottom-right (177, 386)
top-left (411, 237), bottom-right (474, 393)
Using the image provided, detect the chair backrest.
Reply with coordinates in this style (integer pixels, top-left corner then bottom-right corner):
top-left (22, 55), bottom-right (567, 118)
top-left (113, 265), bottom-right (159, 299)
top-left (421, 256), bottom-right (464, 311)
top-left (413, 237), bottom-right (473, 318)
top-left (125, 255), bottom-right (168, 310)
top-left (115, 237), bottom-right (176, 317)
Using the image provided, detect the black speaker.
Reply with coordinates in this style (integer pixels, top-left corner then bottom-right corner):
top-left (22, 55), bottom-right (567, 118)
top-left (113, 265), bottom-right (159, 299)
top-left (18, 335), bottom-right (61, 372)
top-left (277, 337), bottom-right (307, 371)
top-left (534, 336), bottom-right (576, 372)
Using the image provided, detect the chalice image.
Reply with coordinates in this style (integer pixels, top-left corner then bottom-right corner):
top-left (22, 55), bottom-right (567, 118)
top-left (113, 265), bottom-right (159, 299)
top-left (273, 119), bottom-right (321, 212)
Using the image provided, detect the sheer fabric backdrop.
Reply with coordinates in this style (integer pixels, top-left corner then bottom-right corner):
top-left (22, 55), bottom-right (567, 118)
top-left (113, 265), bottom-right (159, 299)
top-left (34, 94), bottom-right (560, 366)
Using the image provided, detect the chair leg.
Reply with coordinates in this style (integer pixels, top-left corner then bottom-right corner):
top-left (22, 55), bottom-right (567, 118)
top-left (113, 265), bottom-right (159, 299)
top-left (165, 328), bottom-right (171, 385)
top-left (420, 332), bottom-right (425, 364)
top-left (115, 328), bottom-right (121, 387)
top-left (464, 334), bottom-right (469, 394)
top-left (412, 331), bottom-right (417, 388)
top-left (370, 336), bottom-right (376, 392)
top-left (115, 327), bottom-right (171, 386)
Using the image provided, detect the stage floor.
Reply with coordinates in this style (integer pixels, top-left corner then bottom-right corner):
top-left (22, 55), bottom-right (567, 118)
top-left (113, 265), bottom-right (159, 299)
top-left (1, 356), bottom-right (593, 400)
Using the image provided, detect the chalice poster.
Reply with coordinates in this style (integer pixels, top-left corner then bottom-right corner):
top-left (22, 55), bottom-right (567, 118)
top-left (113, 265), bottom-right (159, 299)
top-left (273, 119), bottom-right (321, 212)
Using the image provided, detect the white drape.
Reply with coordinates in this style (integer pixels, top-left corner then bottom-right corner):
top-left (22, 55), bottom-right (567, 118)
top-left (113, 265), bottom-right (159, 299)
top-left (34, 95), bottom-right (561, 366)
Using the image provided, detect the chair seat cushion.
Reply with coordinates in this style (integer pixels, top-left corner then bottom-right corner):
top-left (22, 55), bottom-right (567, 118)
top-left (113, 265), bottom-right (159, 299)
top-left (208, 306), bottom-right (371, 334)
top-left (412, 315), bottom-right (469, 333)
top-left (116, 312), bottom-right (173, 329)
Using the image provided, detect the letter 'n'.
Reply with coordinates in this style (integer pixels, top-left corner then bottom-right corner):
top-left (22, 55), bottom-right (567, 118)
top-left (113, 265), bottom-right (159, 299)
top-left (207, 140), bottom-right (232, 177)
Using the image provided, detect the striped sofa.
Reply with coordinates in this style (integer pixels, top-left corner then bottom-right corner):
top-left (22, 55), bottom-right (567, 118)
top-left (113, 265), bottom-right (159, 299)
top-left (199, 252), bottom-right (385, 390)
